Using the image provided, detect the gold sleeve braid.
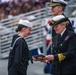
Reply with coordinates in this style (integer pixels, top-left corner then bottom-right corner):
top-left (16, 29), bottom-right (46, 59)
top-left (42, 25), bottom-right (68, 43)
top-left (58, 53), bottom-right (66, 62)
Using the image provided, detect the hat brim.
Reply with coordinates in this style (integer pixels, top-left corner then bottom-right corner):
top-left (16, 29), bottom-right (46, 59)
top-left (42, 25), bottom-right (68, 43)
top-left (50, 18), bottom-right (68, 26)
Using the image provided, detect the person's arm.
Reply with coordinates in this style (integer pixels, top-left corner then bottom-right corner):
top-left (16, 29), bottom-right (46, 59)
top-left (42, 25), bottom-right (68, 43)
top-left (42, 34), bottom-right (76, 63)
top-left (53, 34), bottom-right (76, 62)
top-left (14, 39), bottom-right (23, 64)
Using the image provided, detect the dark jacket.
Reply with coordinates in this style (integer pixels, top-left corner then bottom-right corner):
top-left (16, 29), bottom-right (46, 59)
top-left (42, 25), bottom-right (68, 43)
top-left (52, 29), bottom-right (76, 75)
top-left (52, 14), bottom-right (74, 37)
top-left (8, 34), bottom-right (29, 75)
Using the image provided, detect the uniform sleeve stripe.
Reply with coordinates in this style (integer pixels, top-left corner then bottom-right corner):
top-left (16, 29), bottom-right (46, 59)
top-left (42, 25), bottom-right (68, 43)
top-left (58, 53), bottom-right (66, 62)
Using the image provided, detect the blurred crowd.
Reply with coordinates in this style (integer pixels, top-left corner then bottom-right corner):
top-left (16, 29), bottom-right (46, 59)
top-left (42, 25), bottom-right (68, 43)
top-left (0, 0), bottom-right (51, 20)
top-left (0, 0), bottom-right (76, 20)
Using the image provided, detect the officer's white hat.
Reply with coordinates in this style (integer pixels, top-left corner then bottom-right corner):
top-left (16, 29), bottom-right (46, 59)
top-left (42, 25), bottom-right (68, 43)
top-left (50, 0), bottom-right (68, 7)
top-left (18, 19), bottom-right (33, 28)
top-left (50, 15), bottom-right (68, 26)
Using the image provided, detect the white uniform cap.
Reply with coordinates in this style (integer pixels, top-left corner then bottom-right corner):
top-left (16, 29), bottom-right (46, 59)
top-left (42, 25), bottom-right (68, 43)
top-left (18, 19), bottom-right (33, 28)
top-left (52, 0), bottom-right (68, 5)
top-left (50, 15), bottom-right (68, 26)
top-left (52, 15), bottom-right (65, 21)
top-left (50, 0), bottom-right (68, 7)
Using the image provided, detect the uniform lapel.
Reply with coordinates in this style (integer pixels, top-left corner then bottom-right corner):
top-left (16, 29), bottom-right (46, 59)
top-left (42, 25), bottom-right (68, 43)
top-left (53, 35), bottom-right (58, 47)
top-left (57, 29), bottom-right (68, 45)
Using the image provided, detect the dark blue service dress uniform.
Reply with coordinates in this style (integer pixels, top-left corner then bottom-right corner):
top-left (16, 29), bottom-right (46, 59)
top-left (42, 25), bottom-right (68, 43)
top-left (51, 29), bottom-right (76, 75)
top-left (8, 34), bottom-right (30, 75)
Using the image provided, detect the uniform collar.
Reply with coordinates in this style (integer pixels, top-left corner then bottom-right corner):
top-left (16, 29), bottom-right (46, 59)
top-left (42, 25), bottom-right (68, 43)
top-left (60, 28), bottom-right (66, 37)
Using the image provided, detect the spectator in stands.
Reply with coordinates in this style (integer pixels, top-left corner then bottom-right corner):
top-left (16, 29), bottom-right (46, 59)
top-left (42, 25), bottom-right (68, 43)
top-left (0, 11), bottom-right (8, 20)
top-left (33, 15), bottom-right (76, 75)
top-left (0, 0), bottom-right (50, 20)
top-left (21, 3), bottom-right (32, 13)
top-left (8, 19), bottom-right (33, 75)
top-left (9, 5), bottom-right (21, 16)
